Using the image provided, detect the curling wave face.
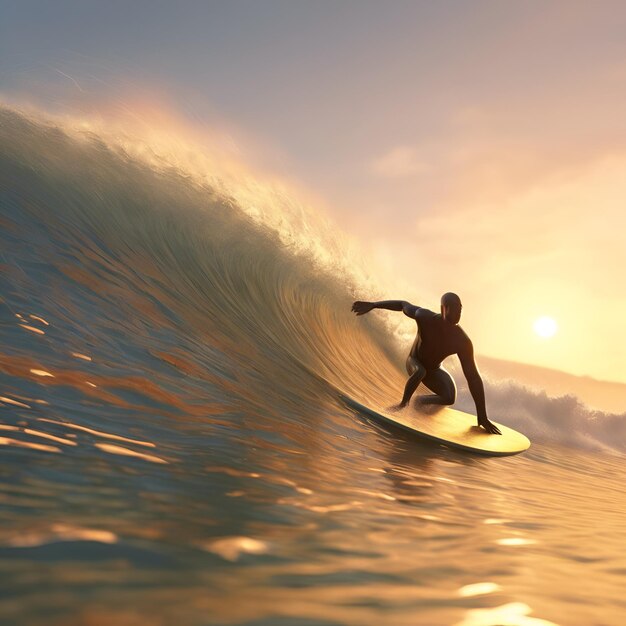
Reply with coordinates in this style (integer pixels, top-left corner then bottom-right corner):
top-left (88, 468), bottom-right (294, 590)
top-left (0, 105), bottom-right (406, 420)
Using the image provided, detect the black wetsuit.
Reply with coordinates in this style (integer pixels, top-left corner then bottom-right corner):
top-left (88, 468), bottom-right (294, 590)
top-left (409, 308), bottom-right (470, 369)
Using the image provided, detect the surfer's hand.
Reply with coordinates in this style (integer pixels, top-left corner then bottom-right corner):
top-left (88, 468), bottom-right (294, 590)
top-left (478, 416), bottom-right (502, 435)
top-left (352, 301), bottom-right (374, 316)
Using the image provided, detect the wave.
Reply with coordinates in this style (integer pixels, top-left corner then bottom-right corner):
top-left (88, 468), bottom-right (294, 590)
top-left (1, 103), bottom-right (623, 456)
top-left (451, 363), bottom-right (626, 454)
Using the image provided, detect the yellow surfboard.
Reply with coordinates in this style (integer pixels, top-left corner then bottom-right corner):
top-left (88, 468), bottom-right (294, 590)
top-left (343, 395), bottom-right (530, 457)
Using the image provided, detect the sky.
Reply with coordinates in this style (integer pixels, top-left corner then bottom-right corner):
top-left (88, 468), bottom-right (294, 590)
top-left (2, 1), bottom-right (626, 383)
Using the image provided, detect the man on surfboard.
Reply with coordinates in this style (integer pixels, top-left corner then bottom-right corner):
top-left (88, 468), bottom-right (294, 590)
top-left (351, 293), bottom-right (501, 434)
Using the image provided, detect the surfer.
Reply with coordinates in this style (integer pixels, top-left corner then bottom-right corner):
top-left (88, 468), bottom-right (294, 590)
top-left (351, 293), bottom-right (501, 435)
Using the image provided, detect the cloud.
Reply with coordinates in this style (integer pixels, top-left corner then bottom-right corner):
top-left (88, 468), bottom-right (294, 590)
top-left (371, 146), bottom-right (429, 178)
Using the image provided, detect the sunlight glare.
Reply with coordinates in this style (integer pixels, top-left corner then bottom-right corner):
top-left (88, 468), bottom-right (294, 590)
top-left (533, 316), bottom-right (558, 338)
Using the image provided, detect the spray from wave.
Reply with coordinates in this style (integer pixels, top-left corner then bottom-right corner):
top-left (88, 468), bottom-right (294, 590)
top-left (453, 365), bottom-right (626, 454)
top-left (1, 102), bottom-right (624, 455)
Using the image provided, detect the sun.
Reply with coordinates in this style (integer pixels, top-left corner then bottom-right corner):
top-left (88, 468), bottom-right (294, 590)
top-left (533, 316), bottom-right (558, 338)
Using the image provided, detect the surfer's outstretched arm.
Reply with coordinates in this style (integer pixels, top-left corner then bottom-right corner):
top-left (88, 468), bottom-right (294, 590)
top-left (352, 300), bottom-right (419, 317)
top-left (458, 340), bottom-right (501, 435)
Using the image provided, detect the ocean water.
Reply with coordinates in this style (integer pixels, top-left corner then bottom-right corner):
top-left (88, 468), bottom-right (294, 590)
top-left (1, 105), bottom-right (626, 626)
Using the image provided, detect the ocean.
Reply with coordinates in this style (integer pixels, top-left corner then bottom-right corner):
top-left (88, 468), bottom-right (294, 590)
top-left (1, 105), bottom-right (625, 626)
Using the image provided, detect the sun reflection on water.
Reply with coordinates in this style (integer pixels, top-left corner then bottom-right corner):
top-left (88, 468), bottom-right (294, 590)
top-left (455, 602), bottom-right (559, 626)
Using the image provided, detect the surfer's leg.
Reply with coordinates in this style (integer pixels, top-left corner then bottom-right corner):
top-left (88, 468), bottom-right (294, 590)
top-left (401, 356), bottom-right (426, 406)
top-left (406, 355), bottom-right (422, 376)
top-left (421, 367), bottom-right (457, 405)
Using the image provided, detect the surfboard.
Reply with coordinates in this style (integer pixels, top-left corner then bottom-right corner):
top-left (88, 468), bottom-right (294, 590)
top-left (342, 395), bottom-right (530, 456)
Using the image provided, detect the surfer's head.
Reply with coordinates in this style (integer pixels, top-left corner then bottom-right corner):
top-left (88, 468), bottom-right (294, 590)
top-left (440, 292), bottom-right (462, 325)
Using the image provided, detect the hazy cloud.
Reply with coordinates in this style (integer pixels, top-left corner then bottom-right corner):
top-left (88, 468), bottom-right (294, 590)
top-left (371, 146), bottom-right (429, 178)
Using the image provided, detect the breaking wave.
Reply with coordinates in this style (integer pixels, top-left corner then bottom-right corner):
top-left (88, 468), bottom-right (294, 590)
top-left (1, 103), bottom-right (623, 455)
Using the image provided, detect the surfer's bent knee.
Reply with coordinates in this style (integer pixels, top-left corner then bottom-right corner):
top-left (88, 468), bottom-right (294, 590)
top-left (406, 356), bottom-right (426, 378)
top-left (442, 388), bottom-right (457, 405)
top-left (425, 368), bottom-right (456, 405)
top-left (442, 376), bottom-right (457, 405)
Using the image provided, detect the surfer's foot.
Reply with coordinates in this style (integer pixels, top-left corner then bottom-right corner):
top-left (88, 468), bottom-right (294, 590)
top-left (390, 401), bottom-right (408, 412)
top-left (414, 394), bottom-right (452, 406)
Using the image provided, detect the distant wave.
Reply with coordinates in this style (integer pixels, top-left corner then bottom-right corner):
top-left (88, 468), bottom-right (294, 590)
top-left (452, 364), bottom-right (626, 454)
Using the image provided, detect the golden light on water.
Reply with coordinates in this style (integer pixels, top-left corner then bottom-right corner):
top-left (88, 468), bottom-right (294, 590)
top-left (203, 536), bottom-right (270, 561)
top-left (94, 442), bottom-right (169, 464)
top-left (533, 316), bottom-right (558, 338)
top-left (457, 582), bottom-right (502, 597)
